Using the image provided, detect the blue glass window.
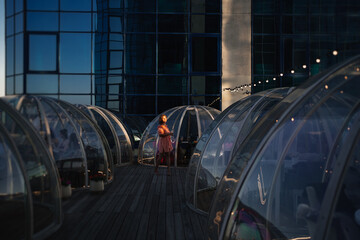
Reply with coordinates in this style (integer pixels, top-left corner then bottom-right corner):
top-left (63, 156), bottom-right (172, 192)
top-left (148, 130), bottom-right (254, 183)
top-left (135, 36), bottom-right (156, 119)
top-left (158, 35), bottom-right (188, 74)
top-left (126, 14), bottom-right (156, 32)
top-left (109, 34), bottom-right (124, 50)
top-left (27, 12), bottom-right (59, 31)
top-left (126, 96), bottom-right (155, 114)
top-left (93, 13), bottom-right (97, 31)
top-left (125, 0), bottom-right (155, 12)
top-left (61, 0), bottom-right (91, 11)
top-left (109, 51), bottom-right (123, 69)
top-left (126, 76), bottom-right (155, 94)
top-left (60, 33), bottom-right (91, 73)
top-left (157, 96), bottom-right (187, 113)
top-left (109, 0), bottom-right (123, 9)
top-left (106, 76), bottom-right (122, 85)
top-left (27, 74), bottom-right (58, 93)
top-left (191, 15), bottom-right (220, 33)
top-left (15, 34), bottom-right (23, 74)
top-left (60, 13), bottom-right (91, 32)
top-left (15, 0), bottom-right (23, 13)
top-left (60, 75), bottom-right (91, 93)
top-left (15, 75), bottom-right (23, 94)
top-left (60, 95), bottom-right (91, 105)
top-left (191, 76), bottom-right (220, 94)
top-left (158, 76), bottom-right (187, 94)
top-left (6, 17), bottom-right (14, 36)
top-left (6, 0), bottom-right (14, 17)
top-left (29, 34), bottom-right (57, 71)
top-left (191, 0), bottom-right (220, 13)
top-left (158, 0), bottom-right (187, 13)
top-left (159, 14), bottom-right (187, 32)
top-left (6, 37), bottom-right (14, 76)
top-left (125, 34), bottom-right (156, 74)
top-left (6, 77), bottom-right (14, 95)
top-left (27, 0), bottom-right (58, 10)
top-left (108, 85), bottom-right (120, 94)
top-left (253, 0), bottom-right (276, 14)
top-left (109, 16), bottom-right (123, 32)
top-left (15, 13), bottom-right (23, 33)
top-left (192, 37), bottom-right (218, 72)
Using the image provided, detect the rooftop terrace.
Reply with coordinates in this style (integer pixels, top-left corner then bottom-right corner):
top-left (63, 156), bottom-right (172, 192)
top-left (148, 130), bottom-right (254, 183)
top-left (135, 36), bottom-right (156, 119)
top-left (48, 165), bottom-right (207, 240)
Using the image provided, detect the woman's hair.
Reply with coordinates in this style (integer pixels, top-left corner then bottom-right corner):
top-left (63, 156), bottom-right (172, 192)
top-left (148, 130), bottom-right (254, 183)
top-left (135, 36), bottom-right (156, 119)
top-left (159, 114), bottom-right (166, 124)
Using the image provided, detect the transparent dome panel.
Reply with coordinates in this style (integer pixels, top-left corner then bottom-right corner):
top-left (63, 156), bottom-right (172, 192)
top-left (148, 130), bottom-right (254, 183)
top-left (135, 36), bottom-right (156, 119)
top-left (0, 126), bottom-right (28, 239)
top-left (223, 59), bottom-right (360, 240)
top-left (138, 105), bottom-right (220, 167)
top-left (99, 107), bottom-right (133, 164)
top-left (0, 99), bottom-right (61, 236)
top-left (57, 100), bottom-right (112, 184)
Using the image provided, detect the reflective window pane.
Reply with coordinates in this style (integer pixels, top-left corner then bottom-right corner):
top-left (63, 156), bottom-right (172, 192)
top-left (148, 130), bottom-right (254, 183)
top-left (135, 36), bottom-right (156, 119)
top-left (127, 96), bottom-right (155, 114)
top-left (61, 0), bottom-right (91, 11)
top-left (192, 37), bottom-right (218, 72)
top-left (159, 14), bottom-right (187, 32)
top-left (109, 34), bottom-right (124, 50)
top-left (29, 34), bottom-right (57, 71)
top-left (6, 0), bottom-right (14, 17)
top-left (6, 37), bottom-right (14, 76)
top-left (109, 0), bottom-right (123, 9)
top-left (158, 35), bottom-right (187, 74)
top-left (6, 77), bottom-right (14, 95)
top-left (60, 75), bottom-right (91, 93)
top-left (15, 13), bottom-right (23, 33)
top-left (125, 0), bottom-right (155, 12)
top-left (15, 75), bottom-right (23, 94)
top-left (15, 34), bottom-right (23, 74)
top-left (158, 0), bottom-right (187, 13)
top-left (27, 12), bottom-right (59, 31)
top-left (60, 95), bottom-right (91, 104)
top-left (126, 76), bottom-right (155, 94)
top-left (27, 74), bottom-right (58, 93)
top-left (191, 15), bottom-right (220, 33)
top-left (125, 34), bottom-right (155, 74)
top-left (158, 76), bottom-right (187, 94)
top-left (60, 33), bottom-right (91, 73)
top-left (6, 17), bottom-right (14, 36)
top-left (60, 13), bottom-right (91, 32)
top-left (15, 0), bottom-right (23, 13)
top-left (126, 14), bottom-right (156, 32)
top-left (27, 0), bottom-right (58, 10)
top-left (191, 76), bottom-right (220, 94)
top-left (157, 96), bottom-right (187, 113)
top-left (109, 16), bottom-right (123, 32)
top-left (109, 51), bottom-right (123, 69)
top-left (192, 0), bottom-right (220, 13)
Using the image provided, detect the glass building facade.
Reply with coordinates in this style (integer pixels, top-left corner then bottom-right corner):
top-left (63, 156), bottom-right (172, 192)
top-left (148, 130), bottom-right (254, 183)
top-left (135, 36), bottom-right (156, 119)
top-left (5, 0), bottom-right (222, 120)
top-left (251, 0), bottom-right (360, 93)
top-left (5, 0), bottom-right (97, 105)
top-left (5, 0), bottom-right (360, 117)
top-left (95, 0), bottom-right (222, 120)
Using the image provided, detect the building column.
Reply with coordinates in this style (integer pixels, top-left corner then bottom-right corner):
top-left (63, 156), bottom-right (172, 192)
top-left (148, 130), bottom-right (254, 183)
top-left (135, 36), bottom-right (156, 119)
top-left (222, 0), bottom-right (251, 109)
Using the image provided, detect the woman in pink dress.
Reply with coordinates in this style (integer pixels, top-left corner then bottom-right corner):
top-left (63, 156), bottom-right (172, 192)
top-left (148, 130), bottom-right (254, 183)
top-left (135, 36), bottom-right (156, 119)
top-left (154, 114), bottom-right (173, 176)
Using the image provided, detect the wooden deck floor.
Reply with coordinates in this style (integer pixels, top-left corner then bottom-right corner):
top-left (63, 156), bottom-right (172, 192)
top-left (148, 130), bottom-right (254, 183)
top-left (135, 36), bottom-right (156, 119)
top-left (48, 164), bottom-right (208, 240)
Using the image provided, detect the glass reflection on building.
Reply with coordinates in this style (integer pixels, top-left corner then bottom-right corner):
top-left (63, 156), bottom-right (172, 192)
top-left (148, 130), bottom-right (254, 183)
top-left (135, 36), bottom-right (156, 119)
top-left (5, 0), bottom-right (96, 104)
top-left (252, 0), bottom-right (360, 93)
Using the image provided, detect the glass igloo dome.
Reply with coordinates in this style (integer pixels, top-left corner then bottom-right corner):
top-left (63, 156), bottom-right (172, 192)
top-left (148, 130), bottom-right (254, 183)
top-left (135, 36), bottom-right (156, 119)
top-left (3, 95), bottom-right (89, 188)
top-left (138, 105), bottom-right (221, 167)
top-left (185, 87), bottom-right (293, 214)
top-left (55, 100), bottom-right (114, 184)
top-left (78, 105), bottom-right (134, 166)
top-left (208, 56), bottom-right (360, 240)
top-left (0, 99), bottom-right (61, 239)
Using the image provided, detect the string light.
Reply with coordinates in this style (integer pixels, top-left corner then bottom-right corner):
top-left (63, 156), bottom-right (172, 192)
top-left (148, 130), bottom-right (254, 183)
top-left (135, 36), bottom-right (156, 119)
top-left (222, 84), bottom-right (252, 94)
top-left (316, 58), bottom-right (321, 63)
top-left (333, 50), bottom-right (338, 56)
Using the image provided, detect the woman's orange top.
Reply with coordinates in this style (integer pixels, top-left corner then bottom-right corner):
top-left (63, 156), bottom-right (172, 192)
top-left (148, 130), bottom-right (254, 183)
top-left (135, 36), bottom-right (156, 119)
top-left (158, 124), bottom-right (173, 153)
